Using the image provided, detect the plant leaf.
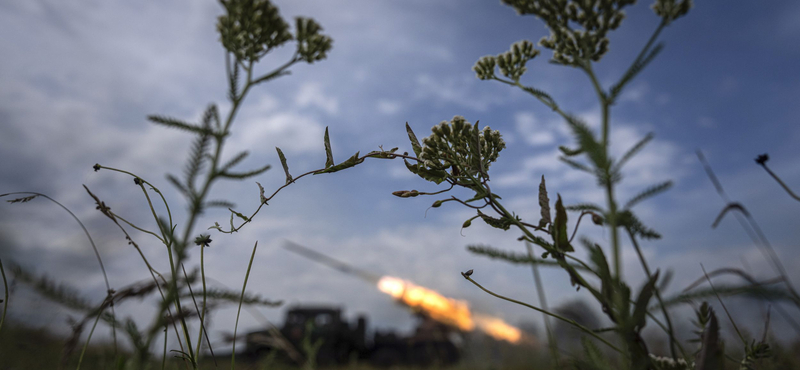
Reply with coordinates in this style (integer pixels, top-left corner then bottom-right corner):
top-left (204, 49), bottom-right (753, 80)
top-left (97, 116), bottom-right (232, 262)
top-left (323, 126), bottom-right (334, 168)
top-left (218, 164), bottom-right (271, 180)
top-left (559, 145), bottom-right (584, 157)
top-left (623, 180), bottom-right (672, 210)
top-left (204, 200), bottom-right (235, 209)
top-left (256, 181), bottom-right (267, 204)
top-left (552, 194), bottom-right (574, 252)
top-left (228, 208), bottom-right (250, 222)
top-left (618, 210), bottom-right (661, 240)
top-left (405, 159), bottom-right (448, 184)
top-left (565, 203), bottom-right (604, 213)
top-left (275, 147), bottom-right (293, 185)
top-left (538, 175), bottom-right (551, 227)
top-left (559, 156), bottom-right (593, 173)
top-left (564, 114), bottom-right (606, 170)
top-left (613, 132), bottom-right (653, 173)
top-left (148, 115), bottom-right (212, 135)
top-left (632, 270), bottom-right (659, 332)
top-left (696, 310), bottom-right (724, 370)
top-left (315, 152), bottom-right (364, 174)
top-left (220, 151), bottom-right (249, 173)
top-left (167, 174), bottom-right (190, 197)
top-left (610, 43), bottom-right (663, 102)
top-left (406, 122), bottom-right (422, 157)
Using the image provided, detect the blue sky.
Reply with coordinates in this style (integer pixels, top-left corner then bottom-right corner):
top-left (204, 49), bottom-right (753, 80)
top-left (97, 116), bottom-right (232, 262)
top-left (1, 0), bottom-right (799, 351)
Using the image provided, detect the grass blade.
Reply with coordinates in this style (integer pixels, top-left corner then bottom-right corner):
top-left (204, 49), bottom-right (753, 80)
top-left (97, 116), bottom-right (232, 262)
top-left (232, 241), bottom-right (259, 369)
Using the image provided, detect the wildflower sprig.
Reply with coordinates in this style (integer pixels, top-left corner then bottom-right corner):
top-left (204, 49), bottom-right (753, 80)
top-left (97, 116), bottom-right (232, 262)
top-left (502, 0), bottom-right (636, 66)
top-left (4, 1), bottom-right (347, 368)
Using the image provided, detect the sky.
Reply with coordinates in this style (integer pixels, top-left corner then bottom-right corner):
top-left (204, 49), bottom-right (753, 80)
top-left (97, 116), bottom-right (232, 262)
top-left (1, 0), bottom-right (800, 353)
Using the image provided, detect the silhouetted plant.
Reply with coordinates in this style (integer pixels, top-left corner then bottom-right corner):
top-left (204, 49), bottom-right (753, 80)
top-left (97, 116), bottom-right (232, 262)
top-left (391, 1), bottom-right (794, 369)
top-left (0, 1), bottom-right (394, 369)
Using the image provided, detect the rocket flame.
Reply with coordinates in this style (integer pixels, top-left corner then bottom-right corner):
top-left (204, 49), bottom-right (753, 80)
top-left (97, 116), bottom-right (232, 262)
top-left (377, 276), bottom-right (524, 344)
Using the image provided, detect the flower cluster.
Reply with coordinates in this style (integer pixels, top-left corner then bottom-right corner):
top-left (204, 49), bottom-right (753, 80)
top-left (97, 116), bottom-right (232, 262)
top-left (294, 17), bottom-right (333, 63)
top-left (651, 0), bottom-right (692, 24)
top-left (474, 40), bottom-right (540, 81)
top-left (417, 116), bottom-right (505, 181)
top-left (501, 0), bottom-right (636, 66)
top-left (217, 0), bottom-right (293, 63)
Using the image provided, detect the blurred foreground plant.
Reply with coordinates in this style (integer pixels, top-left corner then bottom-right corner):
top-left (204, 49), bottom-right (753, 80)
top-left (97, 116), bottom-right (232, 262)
top-left (0, 1), bottom-right (395, 369)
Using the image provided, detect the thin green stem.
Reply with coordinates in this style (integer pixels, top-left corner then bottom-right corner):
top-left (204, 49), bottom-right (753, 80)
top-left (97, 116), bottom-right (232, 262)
top-left (195, 245), bottom-right (209, 359)
top-left (464, 276), bottom-right (622, 354)
top-left (94, 167), bottom-right (174, 228)
top-left (0, 259), bottom-right (7, 334)
top-left (626, 228), bottom-right (685, 360)
top-left (76, 308), bottom-right (104, 370)
top-left (162, 328), bottom-right (168, 370)
top-left (526, 243), bottom-right (560, 366)
top-left (760, 164), bottom-right (800, 202)
top-left (232, 241), bottom-right (259, 369)
top-left (110, 212), bottom-right (166, 244)
top-left (701, 264), bottom-right (747, 346)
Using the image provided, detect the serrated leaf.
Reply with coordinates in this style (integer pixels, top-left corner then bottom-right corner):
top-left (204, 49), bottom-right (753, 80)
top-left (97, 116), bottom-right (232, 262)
top-left (166, 174), bottom-right (190, 197)
top-left (618, 210), bottom-right (662, 240)
top-left (552, 194), bottom-right (574, 252)
top-left (406, 122), bottom-right (422, 157)
top-left (256, 181), bottom-right (267, 204)
top-left (538, 175), bottom-right (551, 227)
top-left (204, 200), bottom-right (235, 209)
top-left (559, 156), bottom-right (593, 173)
top-left (315, 151), bottom-right (364, 174)
top-left (564, 114), bottom-right (606, 170)
top-left (275, 147), bottom-right (293, 185)
top-left (613, 132), bottom-right (654, 173)
top-left (581, 240), bottom-right (611, 305)
top-left (184, 130), bottom-right (211, 192)
top-left (228, 208), bottom-right (250, 222)
top-left (632, 270), bottom-right (659, 331)
top-left (477, 210), bottom-right (513, 230)
top-left (623, 180), bottom-right (672, 210)
top-left (610, 43), bottom-right (663, 102)
top-left (519, 85), bottom-right (556, 107)
top-left (148, 115), bottom-right (212, 135)
top-left (218, 164), bottom-right (271, 180)
top-left (323, 126), bottom-right (334, 168)
top-left (559, 145), bottom-right (584, 157)
top-left (220, 151), bottom-right (249, 173)
top-left (565, 203), bottom-right (604, 213)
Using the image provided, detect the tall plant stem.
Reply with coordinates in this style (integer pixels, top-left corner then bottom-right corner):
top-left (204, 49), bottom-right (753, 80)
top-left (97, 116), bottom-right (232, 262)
top-left (232, 241), bottom-right (259, 370)
top-left (195, 245), bottom-right (208, 358)
top-left (0, 259), bottom-right (7, 334)
top-left (626, 229), bottom-right (686, 360)
top-left (526, 243), bottom-right (560, 366)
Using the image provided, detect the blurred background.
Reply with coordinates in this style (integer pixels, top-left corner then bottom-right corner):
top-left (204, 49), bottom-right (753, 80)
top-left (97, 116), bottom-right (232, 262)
top-left (1, 0), bottom-right (799, 367)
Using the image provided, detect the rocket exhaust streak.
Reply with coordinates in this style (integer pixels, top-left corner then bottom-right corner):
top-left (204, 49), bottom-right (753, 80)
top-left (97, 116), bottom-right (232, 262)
top-left (284, 240), bottom-right (381, 284)
top-left (283, 241), bottom-right (526, 344)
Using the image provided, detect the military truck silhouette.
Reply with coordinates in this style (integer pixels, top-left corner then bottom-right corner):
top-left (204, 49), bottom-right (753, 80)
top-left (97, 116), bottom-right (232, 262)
top-left (245, 305), bottom-right (460, 367)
